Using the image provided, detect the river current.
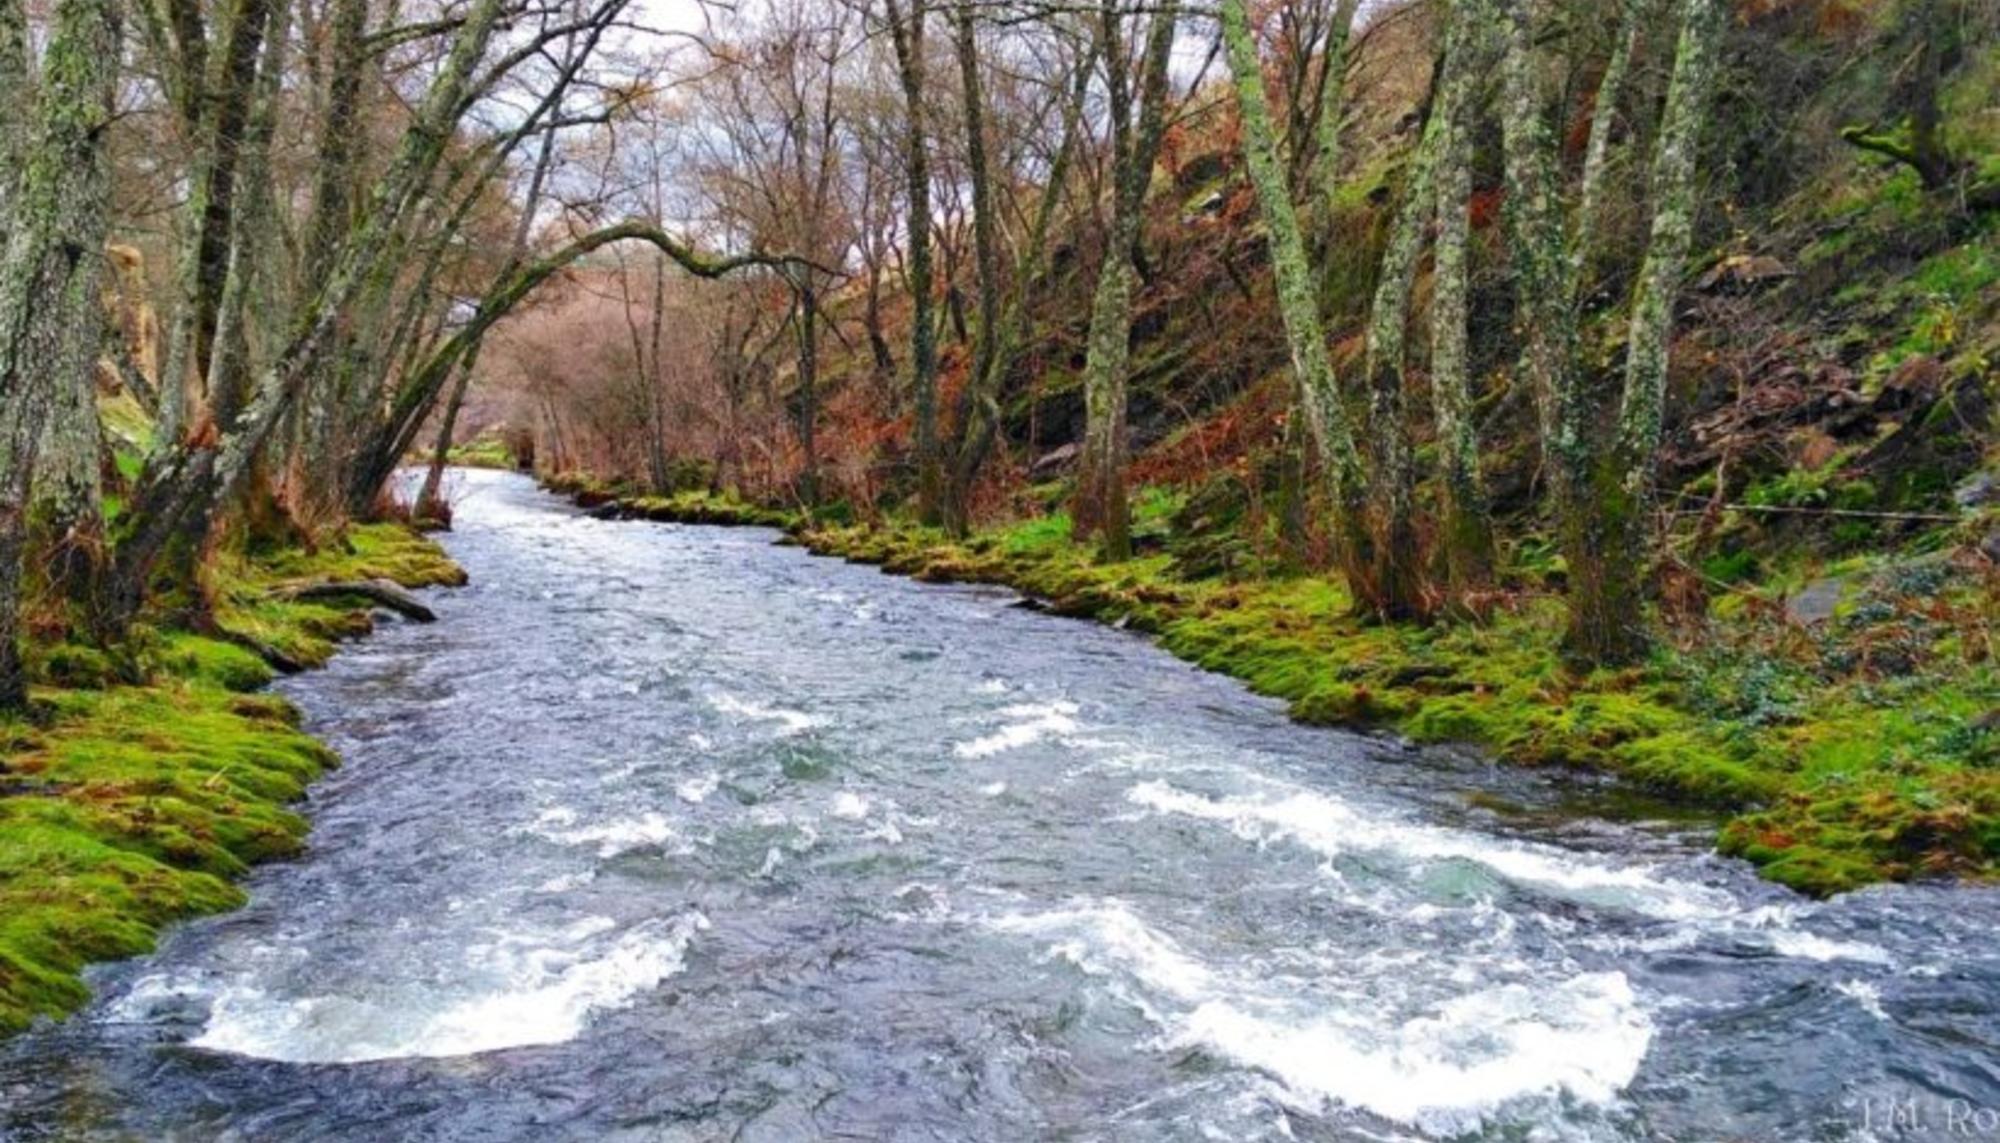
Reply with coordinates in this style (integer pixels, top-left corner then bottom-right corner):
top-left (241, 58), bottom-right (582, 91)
top-left (3, 468), bottom-right (1997, 1141)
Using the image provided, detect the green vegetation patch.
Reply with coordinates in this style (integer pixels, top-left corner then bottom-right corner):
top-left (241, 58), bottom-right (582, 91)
top-left (0, 526), bottom-right (461, 1036)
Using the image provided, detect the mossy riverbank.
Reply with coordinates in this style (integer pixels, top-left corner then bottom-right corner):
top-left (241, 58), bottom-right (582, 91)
top-left (0, 525), bottom-right (463, 1036)
top-left (546, 474), bottom-right (1998, 898)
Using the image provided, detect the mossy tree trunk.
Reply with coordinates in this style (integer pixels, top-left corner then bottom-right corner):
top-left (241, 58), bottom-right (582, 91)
top-left (885, 0), bottom-right (942, 525)
top-left (1074, 232), bottom-right (1137, 557)
top-left (941, 0), bottom-right (999, 536)
top-left (1307, 0), bottom-right (1363, 228)
top-left (1218, 0), bottom-right (1375, 599)
top-left (1499, 0), bottom-right (1723, 666)
top-left (0, 0), bottom-right (22, 233)
top-left (153, 0), bottom-right (276, 447)
top-left (0, 0), bottom-right (120, 710)
top-left (32, 0), bottom-right (120, 602)
top-left (1072, 0), bottom-right (1177, 561)
top-left (1428, 0), bottom-right (1496, 604)
top-left (1357, 22), bottom-right (1457, 622)
top-left (1582, 0), bottom-right (1724, 660)
top-left (1571, 0), bottom-right (1641, 298)
top-left (1496, 0), bottom-right (1580, 460)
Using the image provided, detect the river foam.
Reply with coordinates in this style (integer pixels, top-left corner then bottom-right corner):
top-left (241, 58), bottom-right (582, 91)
top-left (1125, 778), bottom-right (1737, 921)
top-left (1123, 778), bottom-right (1899, 966)
top-left (986, 899), bottom-right (1652, 1135)
top-left (184, 912), bottom-right (709, 1064)
top-left (954, 700), bottom-right (1081, 758)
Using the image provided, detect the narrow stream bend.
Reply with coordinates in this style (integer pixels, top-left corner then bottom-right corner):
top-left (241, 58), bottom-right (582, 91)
top-left (4, 469), bottom-right (1997, 1141)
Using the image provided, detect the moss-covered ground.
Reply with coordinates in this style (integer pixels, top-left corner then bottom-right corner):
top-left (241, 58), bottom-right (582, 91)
top-left (549, 475), bottom-right (1998, 899)
top-left (0, 524), bottom-right (462, 1036)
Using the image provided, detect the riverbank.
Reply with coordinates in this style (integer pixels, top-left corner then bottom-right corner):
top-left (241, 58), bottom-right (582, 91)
top-left (0, 525), bottom-right (463, 1036)
top-left (542, 473), bottom-right (1998, 897)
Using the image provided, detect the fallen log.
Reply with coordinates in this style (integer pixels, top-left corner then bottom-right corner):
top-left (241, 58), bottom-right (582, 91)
top-left (273, 578), bottom-right (438, 623)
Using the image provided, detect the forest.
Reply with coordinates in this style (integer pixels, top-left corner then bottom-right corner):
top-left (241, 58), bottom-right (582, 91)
top-left (1, 0), bottom-right (1998, 1134)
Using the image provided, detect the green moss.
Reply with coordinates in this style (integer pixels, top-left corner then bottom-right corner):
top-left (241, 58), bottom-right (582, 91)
top-left (619, 491), bottom-right (795, 529)
top-left (251, 523), bottom-right (468, 590)
top-left (0, 525), bottom-right (461, 1037)
top-left (157, 633), bottom-right (274, 692)
top-left (439, 430), bottom-right (518, 471)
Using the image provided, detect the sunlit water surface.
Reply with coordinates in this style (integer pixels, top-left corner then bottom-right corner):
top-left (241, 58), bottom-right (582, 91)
top-left (4, 469), bottom-right (1997, 1141)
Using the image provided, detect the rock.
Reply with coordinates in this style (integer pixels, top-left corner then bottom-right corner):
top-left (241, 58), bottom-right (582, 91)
top-left (1981, 530), bottom-right (2000, 565)
top-left (1786, 576), bottom-right (1849, 625)
top-left (1955, 471), bottom-right (1999, 509)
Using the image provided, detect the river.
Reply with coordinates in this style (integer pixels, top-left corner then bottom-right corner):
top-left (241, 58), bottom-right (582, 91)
top-left (3, 468), bottom-right (1997, 1141)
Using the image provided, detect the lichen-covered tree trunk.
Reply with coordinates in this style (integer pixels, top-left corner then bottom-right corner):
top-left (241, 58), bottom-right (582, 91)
top-left (1357, 24), bottom-right (1456, 621)
top-left (1308, 0), bottom-right (1363, 227)
top-left (1499, 0), bottom-right (1723, 665)
top-left (1565, 0), bottom-right (1725, 663)
top-left (155, 0), bottom-right (276, 446)
top-left (0, 0), bottom-right (24, 234)
top-left (1571, 0), bottom-right (1642, 298)
top-left (941, 0), bottom-right (1000, 535)
top-left (1072, 0), bottom-right (1178, 560)
top-left (1496, 0), bottom-right (1580, 460)
top-left (31, 265), bottom-right (110, 583)
top-left (1074, 243), bottom-right (1137, 556)
top-left (0, 0), bottom-right (120, 709)
top-left (1499, 0), bottom-right (1619, 661)
top-left (1428, 0), bottom-right (1495, 602)
top-left (885, 0), bottom-right (941, 525)
top-left (1218, 0), bottom-right (1375, 597)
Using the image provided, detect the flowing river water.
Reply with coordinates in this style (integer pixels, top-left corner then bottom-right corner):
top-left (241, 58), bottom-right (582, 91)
top-left (4, 468), bottom-right (1999, 1141)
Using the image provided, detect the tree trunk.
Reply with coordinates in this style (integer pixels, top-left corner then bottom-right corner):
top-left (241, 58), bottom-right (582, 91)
top-left (106, 0), bottom-right (515, 634)
top-left (0, 0), bottom-right (120, 709)
top-left (1072, 0), bottom-right (1178, 560)
top-left (1571, 0), bottom-right (1724, 666)
top-left (942, 0), bottom-right (999, 535)
top-left (1571, 0), bottom-right (1641, 297)
top-left (1357, 34), bottom-right (1452, 622)
top-left (418, 115), bottom-right (564, 519)
top-left (155, 0), bottom-right (276, 447)
top-left (1429, 0), bottom-right (1496, 602)
top-left (0, 0), bottom-right (24, 239)
top-left (1219, 0), bottom-right (1375, 601)
top-left (1073, 242), bottom-right (1136, 557)
top-left (1308, 0), bottom-right (1364, 228)
top-left (1497, 0), bottom-right (1583, 501)
top-left (885, 0), bottom-right (941, 524)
